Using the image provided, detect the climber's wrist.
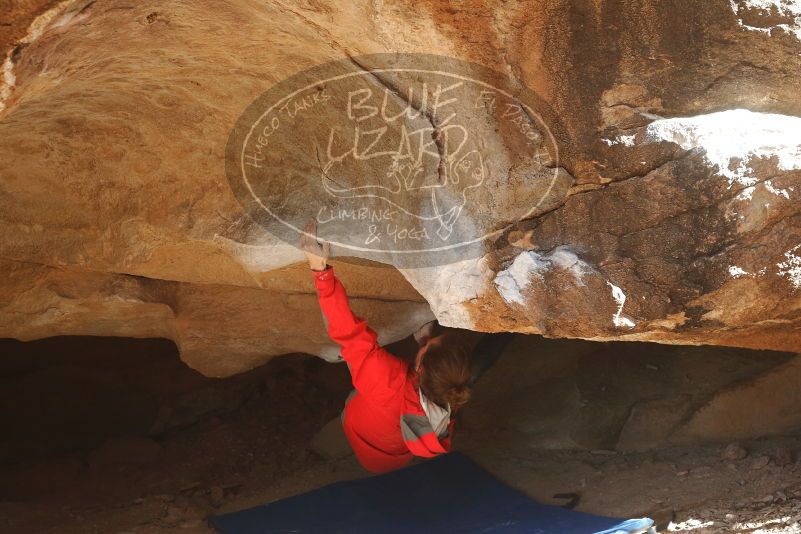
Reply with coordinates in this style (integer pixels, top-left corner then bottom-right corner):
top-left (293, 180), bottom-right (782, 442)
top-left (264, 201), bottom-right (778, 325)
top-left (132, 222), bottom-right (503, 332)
top-left (309, 259), bottom-right (328, 272)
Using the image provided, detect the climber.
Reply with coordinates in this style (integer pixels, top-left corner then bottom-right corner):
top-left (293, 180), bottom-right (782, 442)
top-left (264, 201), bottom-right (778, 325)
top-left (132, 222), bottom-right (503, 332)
top-left (299, 219), bottom-right (515, 473)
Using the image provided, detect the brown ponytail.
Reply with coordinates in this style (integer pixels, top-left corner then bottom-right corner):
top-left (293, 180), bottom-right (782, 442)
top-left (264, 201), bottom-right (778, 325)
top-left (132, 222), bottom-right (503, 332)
top-left (443, 384), bottom-right (471, 410)
top-left (418, 333), bottom-right (473, 410)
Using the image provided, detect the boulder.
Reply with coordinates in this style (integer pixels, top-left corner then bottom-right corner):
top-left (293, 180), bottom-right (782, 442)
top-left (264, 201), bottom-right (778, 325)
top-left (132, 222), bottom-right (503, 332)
top-left (0, 0), bottom-right (799, 376)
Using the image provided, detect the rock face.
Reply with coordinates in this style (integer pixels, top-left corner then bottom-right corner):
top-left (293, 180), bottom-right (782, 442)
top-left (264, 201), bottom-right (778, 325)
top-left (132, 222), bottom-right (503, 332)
top-left (1, 0), bottom-right (800, 376)
top-left (461, 335), bottom-right (801, 452)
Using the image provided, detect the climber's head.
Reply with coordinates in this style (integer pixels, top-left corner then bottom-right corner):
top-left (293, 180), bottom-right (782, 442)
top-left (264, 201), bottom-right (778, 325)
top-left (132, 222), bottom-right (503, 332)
top-left (414, 332), bottom-right (472, 410)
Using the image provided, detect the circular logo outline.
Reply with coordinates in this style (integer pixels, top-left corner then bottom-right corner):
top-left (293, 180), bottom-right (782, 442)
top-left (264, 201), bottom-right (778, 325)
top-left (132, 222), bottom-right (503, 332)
top-left (226, 53), bottom-right (566, 267)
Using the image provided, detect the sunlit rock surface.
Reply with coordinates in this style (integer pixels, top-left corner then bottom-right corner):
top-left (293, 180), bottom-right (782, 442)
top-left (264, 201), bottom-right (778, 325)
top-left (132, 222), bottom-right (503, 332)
top-left (1, 0), bottom-right (800, 376)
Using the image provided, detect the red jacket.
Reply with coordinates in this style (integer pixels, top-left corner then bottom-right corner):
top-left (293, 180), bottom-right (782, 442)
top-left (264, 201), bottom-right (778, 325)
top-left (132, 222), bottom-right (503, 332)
top-left (313, 265), bottom-right (455, 473)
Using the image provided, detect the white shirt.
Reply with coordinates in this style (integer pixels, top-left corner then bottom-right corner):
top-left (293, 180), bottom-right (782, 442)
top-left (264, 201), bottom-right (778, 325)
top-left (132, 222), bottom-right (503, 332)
top-left (418, 388), bottom-right (451, 438)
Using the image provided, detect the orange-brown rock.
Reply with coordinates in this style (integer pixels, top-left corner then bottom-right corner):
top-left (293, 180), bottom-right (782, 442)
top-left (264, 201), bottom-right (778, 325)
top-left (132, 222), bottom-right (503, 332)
top-left (1, 0), bottom-right (800, 376)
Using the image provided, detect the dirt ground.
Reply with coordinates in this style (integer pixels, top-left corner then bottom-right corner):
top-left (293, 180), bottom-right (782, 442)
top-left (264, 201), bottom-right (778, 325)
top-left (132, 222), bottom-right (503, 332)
top-left (2, 335), bottom-right (801, 533)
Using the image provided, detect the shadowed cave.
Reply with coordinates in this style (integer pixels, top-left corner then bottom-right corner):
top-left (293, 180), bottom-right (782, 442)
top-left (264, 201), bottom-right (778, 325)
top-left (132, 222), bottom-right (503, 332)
top-left (2, 334), bottom-right (801, 533)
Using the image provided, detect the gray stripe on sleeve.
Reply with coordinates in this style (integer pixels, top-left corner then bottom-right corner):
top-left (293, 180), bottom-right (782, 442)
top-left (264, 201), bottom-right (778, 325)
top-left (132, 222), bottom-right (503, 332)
top-left (400, 413), bottom-right (434, 442)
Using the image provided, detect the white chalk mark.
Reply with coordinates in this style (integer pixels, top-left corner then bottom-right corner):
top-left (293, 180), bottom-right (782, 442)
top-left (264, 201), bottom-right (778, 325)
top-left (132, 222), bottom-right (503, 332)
top-left (728, 265), bottom-right (749, 278)
top-left (400, 255), bottom-right (492, 329)
top-left (548, 247), bottom-right (593, 285)
top-left (646, 109), bottom-right (801, 197)
top-left (606, 281), bottom-right (636, 329)
top-left (736, 186), bottom-right (756, 201)
top-left (765, 180), bottom-right (791, 199)
top-left (777, 244), bottom-right (801, 289)
top-left (493, 251), bottom-right (549, 306)
top-left (493, 246), bottom-right (594, 306)
top-left (729, 0), bottom-right (801, 41)
top-left (601, 134), bottom-right (636, 147)
top-left (728, 265), bottom-right (768, 279)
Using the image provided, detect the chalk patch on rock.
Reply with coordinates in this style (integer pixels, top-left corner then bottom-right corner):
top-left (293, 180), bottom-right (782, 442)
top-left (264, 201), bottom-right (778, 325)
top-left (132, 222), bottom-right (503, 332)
top-left (736, 186), bottom-right (756, 201)
top-left (493, 251), bottom-right (549, 306)
top-left (646, 109), bottom-right (801, 194)
top-left (601, 134), bottom-right (636, 147)
top-left (492, 246), bottom-right (594, 306)
top-left (400, 255), bottom-right (492, 329)
top-left (729, 265), bottom-right (749, 278)
top-left (607, 281), bottom-right (636, 329)
top-left (0, 55), bottom-right (14, 112)
top-left (728, 265), bottom-right (767, 278)
top-left (729, 0), bottom-right (801, 41)
top-left (549, 247), bottom-right (593, 285)
top-left (212, 233), bottom-right (303, 273)
top-left (777, 244), bottom-right (801, 289)
top-left (764, 180), bottom-right (792, 199)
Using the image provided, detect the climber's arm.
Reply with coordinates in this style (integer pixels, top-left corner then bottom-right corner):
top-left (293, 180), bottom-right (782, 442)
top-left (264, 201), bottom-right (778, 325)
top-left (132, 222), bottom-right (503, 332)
top-left (300, 219), bottom-right (406, 402)
top-left (313, 266), bottom-right (407, 402)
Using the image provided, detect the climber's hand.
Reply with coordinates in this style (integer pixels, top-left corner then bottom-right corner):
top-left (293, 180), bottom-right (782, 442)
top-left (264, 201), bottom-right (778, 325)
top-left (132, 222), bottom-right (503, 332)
top-left (299, 219), bottom-right (330, 271)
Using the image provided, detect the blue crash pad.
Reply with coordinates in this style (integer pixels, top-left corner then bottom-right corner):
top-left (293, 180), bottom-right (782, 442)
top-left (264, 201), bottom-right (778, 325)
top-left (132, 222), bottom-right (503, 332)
top-left (211, 452), bottom-right (653, 534)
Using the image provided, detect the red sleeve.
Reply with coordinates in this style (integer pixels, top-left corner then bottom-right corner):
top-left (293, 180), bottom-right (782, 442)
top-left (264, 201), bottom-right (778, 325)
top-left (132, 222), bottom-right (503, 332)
top-left (313, 265), bottom-right (408, 404)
